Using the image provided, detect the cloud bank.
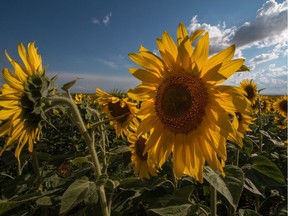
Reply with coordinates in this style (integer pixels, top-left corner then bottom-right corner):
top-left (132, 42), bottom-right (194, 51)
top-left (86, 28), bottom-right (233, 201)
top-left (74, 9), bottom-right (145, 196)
top-left (188, 0), bottom-right (288, 95)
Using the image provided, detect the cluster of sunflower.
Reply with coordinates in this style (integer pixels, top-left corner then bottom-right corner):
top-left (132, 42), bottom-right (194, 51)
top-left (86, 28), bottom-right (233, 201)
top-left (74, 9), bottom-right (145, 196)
top-left (240, 79), bottom-right (287, 129)
top-left (2, 23), bottom-right (286, 183)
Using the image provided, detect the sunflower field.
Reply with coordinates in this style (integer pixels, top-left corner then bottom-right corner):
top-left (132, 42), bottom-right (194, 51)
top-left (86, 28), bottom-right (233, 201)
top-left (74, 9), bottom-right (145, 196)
top-left (0, 24), bottom-right (287, 216)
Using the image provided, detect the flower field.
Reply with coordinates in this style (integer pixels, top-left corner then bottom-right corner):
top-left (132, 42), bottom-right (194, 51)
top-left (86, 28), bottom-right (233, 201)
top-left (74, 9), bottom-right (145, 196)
top-left (0, 24), bottom-right (287, 216)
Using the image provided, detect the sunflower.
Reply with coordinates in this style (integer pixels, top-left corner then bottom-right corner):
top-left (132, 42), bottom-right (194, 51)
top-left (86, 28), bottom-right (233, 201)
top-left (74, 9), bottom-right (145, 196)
top-left (127, 23), bottom-right (250, 182)
top-left (240, 79), bottom-right (258, 106)
top-left (74, 93), bottom-right (84, 104)
top-left (127, 118), bottom-right (158, 179)
top-left (259, 96), bottom-right (271, 114)
top-left (231, 108), bottom-right (254, 140)
top-left (96, 88), bottom-right (138, 137)
top-left (0, 42), bottom-right (55, 160)
top-left (273, 96), bottom-right (287, 119)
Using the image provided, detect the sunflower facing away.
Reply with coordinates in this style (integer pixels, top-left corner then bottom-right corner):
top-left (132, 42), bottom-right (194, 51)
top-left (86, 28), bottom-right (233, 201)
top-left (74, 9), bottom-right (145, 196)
top-left (127, 118), bottom-right (158, 179)
top-left (96, 88), bottom-right (138, 137)
top-left (240, 79), bottom-right (258, 106)
top-left (127, 23), bottom-right (250, 182)
top-left (0, 42), bottom-right (55, 160)
top-left (273, 96), bottom-right (287, 119)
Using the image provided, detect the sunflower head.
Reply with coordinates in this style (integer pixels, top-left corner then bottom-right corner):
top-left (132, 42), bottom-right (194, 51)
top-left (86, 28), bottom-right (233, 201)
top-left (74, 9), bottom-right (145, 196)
top-left (127, 23), bottom-right (250, 182)
top-left (0, 42), bottom-right (56, 160)
top-left (273, 96), bottom-right (287, 119)
top-left (240, 79), bottom-right (258, 105)
top-left (127, 118), bottom-right (158, 179)
top-left (96, 88), bottom-right (138, 137)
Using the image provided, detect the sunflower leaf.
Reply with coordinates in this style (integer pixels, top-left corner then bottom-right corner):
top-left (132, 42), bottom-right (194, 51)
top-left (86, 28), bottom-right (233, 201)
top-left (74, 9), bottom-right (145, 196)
top-left (60, 176), bottom-right (98, 215)
top-left (204, 165), bottom-right (244, 210)
top-left (61, 78), bottom-right (81, 91)
top-left (251, 155), bottom-right (285, 185)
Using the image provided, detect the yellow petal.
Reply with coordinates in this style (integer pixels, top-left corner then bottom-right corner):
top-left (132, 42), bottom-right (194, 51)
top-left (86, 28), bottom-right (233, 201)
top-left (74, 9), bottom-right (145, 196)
top-left (192, 33), bottom-right (209, 71)
top-left (177, 23), bottom-right (189, 45)
top-left (129, 68), bottom-right (160, 83)
top-left (202, 44), bottom-right (236, 75)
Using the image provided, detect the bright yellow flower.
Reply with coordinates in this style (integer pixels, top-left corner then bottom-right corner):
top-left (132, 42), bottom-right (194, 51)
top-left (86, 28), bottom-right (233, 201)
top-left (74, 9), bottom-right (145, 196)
top-left (0, 42), bottom-right (54, 160)
top-left (240, 79), bottom-right (258, 105)
top-left (96, 88), bottom-right (138, 137)
top-left (128, 23), bottom-right (250, 182)
top-left (273, 96), bottom-right (287, 119)
top-left (231, 108), bottom-right (254, 140)
top-left (74, 93), bottom-right (84, 104)
top-left (127, 119), bottom-right (158, 179)
top-left (259, 96), bottom-right (271, 114)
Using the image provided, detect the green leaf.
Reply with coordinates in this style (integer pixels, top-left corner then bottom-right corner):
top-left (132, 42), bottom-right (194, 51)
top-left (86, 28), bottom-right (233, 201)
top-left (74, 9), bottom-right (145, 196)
top-left (252, 155), bottom-right (285, 185)
top-left (0, 200), bottom-right (22, 215)
top-left (70, 156), bottom-right (90, 165)
top-left (204, 165), bottom-right (244, 210)
top-left (36, 196), bottom-right (53, 206)
top-left (61, 78), bottom-right (81, 91)
top-left (238, 209), bottom-right (261, 216)
top-left (149, 204), bottom-right (192, 216)
top-left (60, 176), bottom-right (98, 215)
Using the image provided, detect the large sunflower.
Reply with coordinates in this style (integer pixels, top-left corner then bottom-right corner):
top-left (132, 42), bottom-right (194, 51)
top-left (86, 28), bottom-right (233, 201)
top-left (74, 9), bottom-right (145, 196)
top-left (96, 88), bottom-right (138, 137)
top-left (0, 42), bottom-right (55, 160)
top-left (240, 79), bottom-right (258, 106)
top-left (273, 96), bottom-right (287, 119)
top-left (128, 23), bottom-right (250, 182)
top-left (127, 118), bottom-right (158, 179)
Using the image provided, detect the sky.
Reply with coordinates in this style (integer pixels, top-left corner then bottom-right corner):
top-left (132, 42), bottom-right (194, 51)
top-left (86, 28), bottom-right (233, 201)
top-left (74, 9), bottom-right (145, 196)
top-left (0, 0), bottom-right (287, 95)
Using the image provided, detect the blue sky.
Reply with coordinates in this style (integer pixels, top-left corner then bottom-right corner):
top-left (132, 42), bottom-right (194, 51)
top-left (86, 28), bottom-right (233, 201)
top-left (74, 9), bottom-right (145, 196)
top-left (0, 0), bottom-right (287, 94)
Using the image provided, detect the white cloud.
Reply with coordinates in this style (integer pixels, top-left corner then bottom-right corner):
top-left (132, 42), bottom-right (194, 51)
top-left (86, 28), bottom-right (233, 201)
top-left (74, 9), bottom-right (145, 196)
top-left (96, 58), bottom-right (118, 69)
top-left (92, 12), bottom-right (112, 25)
top-left (103, 12), bottom-right (112, 25)
top-left (188, 0), bottom-right (288, 52)
top-left (249, 53), bottom-right (278, 66)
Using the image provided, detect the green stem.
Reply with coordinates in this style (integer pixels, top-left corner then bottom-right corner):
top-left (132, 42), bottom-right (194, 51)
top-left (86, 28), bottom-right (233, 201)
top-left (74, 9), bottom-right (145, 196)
top-left (44, 96), bottom-right (109, 216)
top-left (257, 97), bottom-right (263, 152)
top-left (31, 150), bottom-right (42, 191)
top-left (210, 184), bottom-right (217, 216)
top-left (17, 159), bottom-right (22, 176)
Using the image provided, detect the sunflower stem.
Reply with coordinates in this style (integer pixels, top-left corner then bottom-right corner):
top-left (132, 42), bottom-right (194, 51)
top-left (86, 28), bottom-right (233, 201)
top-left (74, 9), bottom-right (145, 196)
top-left (44, 96), bottom-right (110, 216)
top-left (257, 97), bottom-right (263, 152)
top-left (210, 184), bottom-right (217, 216)
top-left (31, 150), bottom-right (42, 191)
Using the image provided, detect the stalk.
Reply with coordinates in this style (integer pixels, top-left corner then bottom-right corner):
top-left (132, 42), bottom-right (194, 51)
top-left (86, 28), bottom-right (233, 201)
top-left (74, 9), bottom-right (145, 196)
top-left (44, 96), bottom-right (109, 216)
top-left (31, 150), bottom-right (43, 191)
top-left (210, 184), bottom-right (217, 216)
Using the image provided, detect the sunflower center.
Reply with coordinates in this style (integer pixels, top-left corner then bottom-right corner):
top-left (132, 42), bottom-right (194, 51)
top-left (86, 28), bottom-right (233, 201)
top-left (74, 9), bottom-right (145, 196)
top-left (279, 100), bottom-right (287, 114)
top-left (108, 101), bottom-right (130, 123)
top-left (155, 73), bottom-right (208, 133)
top-left (244, 86), bottom-right (256, 100)
top-left (235, 112), bottom-right (242, 123)
top-left (135, 136), bottom-right (148, 161)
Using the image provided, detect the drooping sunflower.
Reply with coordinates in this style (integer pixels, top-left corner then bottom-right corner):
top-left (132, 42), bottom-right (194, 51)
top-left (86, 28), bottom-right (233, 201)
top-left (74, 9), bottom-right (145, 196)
top-left (127, 23), bottom-right (250, 182)
top-left (240, 79), bottom-right (258, 106)
top-left (127, 118), bottom-right (158, 179)
top-left (96, 88), bottom-right (138, 137)
top-left (273, 96), bottom-right (287, 119)
top-left (0, 42), bottom-right (56, 160)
